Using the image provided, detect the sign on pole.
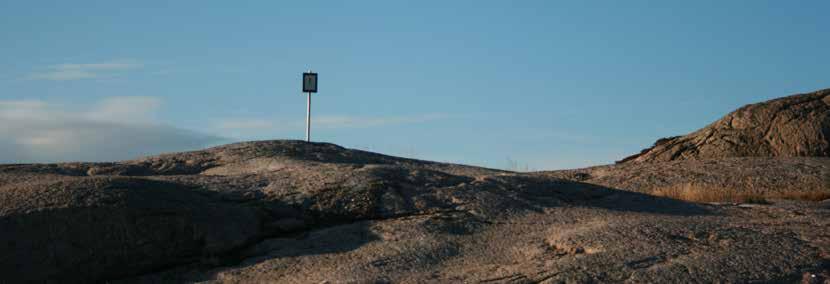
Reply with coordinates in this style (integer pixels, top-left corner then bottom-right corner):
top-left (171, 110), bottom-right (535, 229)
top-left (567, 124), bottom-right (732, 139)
top-left (302, 71), bottom-right (317, 142)
top-left (303, 72), bottom-right (318, 93)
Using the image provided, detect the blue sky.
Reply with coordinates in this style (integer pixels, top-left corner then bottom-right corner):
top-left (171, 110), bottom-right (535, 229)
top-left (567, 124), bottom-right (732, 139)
top-left (1, 1), bottom-right (828, 169)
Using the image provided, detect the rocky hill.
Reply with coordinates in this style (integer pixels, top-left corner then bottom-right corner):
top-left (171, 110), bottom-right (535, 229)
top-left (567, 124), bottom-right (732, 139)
top-left (619, 88), bottom-right (830, 163)
top-left (544, 89), bottom-right (830, 205)
top-left (2, 140), bottom-right (829, 283)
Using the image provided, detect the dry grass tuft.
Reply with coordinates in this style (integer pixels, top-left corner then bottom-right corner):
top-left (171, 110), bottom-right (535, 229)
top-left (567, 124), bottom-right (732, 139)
top-left (650, 183), bottom-right (830, 204)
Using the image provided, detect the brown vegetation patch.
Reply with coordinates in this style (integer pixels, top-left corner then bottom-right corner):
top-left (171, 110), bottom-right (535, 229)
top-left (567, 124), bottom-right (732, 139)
top-left (650, 183), bottom-right (830, 203)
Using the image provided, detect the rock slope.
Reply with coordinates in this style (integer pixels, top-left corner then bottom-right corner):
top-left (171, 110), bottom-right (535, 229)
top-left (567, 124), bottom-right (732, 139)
top-left (619, 88), bottom-right (830, 163)
top-left (540, 157), bottom-right (830, 196)
top-left (1, 141), bottom-right (829, 283)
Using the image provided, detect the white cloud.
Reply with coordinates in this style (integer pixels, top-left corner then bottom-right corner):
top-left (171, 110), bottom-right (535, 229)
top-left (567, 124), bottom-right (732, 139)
top-left (314, 114), bottom-right (447, 129)
top-left (213, 114), bottom-right (447, 140)
top-left (0, 101), bottom-right (48, 119)
top-left (26, 60), bottom-right (143, 81)
top-left (216, 114), bottom-right (447, 132)
top-left (51, 62), bottom-right (143, 71)
top-left (216, 119), bottom-right (275, 130)
top-left (0, 97), bottom-right (222, 163)
top-left (84, 96), bottom-right (161, 123)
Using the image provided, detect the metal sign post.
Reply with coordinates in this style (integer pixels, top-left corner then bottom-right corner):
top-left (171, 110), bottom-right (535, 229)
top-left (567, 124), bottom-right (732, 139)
top-left (302, 71), bottom-right (318, 142)
top-left (306, 89), bottom-right (311, 142)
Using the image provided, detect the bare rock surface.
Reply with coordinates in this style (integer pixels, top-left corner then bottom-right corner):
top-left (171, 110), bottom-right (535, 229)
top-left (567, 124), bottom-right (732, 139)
top-left (620, 88), bottom-right (830, 163)
top-left (2, 140), bottom-right (829, 283)
top-left (540, 157), bottom-right (830, 195)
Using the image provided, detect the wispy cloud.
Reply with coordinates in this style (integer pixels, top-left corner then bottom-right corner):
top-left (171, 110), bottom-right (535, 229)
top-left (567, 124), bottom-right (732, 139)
top-left (26, 60), bottom-right (143, 81)
top-left (314, 114), bottom-right (447, 129)
top-left (214, 114), bottom-right (448, 139)
top-left (0, 97), bottom-right (221, 163)
top-left (216, 114), bottom-right (447, 131)
top-left (83, 96), bottom-right (161, 122)
top-left (216, 119), bottom-right (276, 130)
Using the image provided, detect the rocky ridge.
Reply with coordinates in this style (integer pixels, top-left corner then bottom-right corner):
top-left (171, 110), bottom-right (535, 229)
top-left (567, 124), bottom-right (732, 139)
top-left (1, 140), bottom-right (829, 283)
top-left (619, 88), bottom-right (830, 163)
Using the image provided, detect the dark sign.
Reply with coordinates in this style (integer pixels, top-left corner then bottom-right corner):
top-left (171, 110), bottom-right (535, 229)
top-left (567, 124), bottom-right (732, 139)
top-left (303, 72), bottom-right (318, 93)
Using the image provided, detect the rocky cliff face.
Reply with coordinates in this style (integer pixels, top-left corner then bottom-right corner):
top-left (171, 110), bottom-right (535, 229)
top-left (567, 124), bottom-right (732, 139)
top-left (619, 89), bottom-right (830, 163)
